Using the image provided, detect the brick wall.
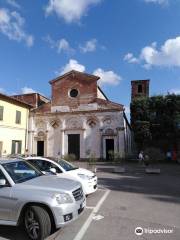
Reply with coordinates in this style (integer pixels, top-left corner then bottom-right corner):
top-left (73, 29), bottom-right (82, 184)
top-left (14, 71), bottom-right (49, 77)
top-left (51, 75), bottom-right (98, 107)
top-left (131, 80), bottom-right (150, 101)
top-left (13, 93), bottom-right (37, 108)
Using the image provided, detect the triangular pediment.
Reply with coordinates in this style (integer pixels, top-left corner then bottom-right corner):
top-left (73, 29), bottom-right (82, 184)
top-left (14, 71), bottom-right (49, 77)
top-left (49, 70), bottom-right (100, 85)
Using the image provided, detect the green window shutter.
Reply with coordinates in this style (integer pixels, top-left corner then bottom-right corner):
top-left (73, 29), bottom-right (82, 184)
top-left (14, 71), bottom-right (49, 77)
top-left (18, 141), bottom-right (22, 154)
top-left (16, 111), bottom-right (21, 124)
top-left (0, 106), bottom-right (4, 120)
top-left (11, 141), bottom-right (16, 154)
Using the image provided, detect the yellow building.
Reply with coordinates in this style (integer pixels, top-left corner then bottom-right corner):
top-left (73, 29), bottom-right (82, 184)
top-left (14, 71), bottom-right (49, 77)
top-left (0, 93), bottom-right (31, 157)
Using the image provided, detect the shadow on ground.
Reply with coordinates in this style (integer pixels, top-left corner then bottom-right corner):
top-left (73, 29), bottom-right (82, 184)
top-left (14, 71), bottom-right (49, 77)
top-left (98, 163), bottom-right (180, 204)
top-left (0, 226), bottom-right (28, 240)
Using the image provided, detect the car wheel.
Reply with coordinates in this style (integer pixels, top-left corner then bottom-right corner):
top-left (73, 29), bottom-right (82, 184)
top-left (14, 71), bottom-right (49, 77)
top-left (24, 205), bottom-right (51, 240)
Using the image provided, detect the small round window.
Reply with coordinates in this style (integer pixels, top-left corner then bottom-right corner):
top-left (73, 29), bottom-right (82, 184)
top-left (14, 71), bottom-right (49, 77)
top-left (69, 89), bottom-right (79, 98)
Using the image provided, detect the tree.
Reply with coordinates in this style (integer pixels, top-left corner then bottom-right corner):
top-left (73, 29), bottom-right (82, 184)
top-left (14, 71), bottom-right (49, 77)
top-left (131, 94), bottom-right (180, 151)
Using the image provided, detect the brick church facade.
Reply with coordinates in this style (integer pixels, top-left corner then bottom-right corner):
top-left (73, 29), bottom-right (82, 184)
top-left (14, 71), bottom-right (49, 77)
top-left (15, 70), bottom-right (133, 160)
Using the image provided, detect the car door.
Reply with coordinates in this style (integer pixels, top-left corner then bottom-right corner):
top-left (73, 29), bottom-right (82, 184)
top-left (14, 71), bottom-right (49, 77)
top-left (0, 169), bottom-right (12, 221)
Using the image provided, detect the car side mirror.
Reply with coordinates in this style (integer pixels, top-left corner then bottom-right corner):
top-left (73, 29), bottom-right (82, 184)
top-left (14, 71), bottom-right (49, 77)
top-left (0, 179), bottom-right (6, 186)
top-left (50, 168), bottom-right (57, 174)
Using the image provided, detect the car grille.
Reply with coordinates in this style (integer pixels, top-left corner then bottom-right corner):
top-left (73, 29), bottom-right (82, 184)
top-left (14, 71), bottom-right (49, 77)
top-left (72, 187), bottom-right (83, 201)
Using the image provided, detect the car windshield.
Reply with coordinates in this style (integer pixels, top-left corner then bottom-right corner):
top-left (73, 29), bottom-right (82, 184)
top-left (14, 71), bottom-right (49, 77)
top-left (57, 159), bottom-right (78, 172)
top-left (2, 161), bottom-right (43, 183)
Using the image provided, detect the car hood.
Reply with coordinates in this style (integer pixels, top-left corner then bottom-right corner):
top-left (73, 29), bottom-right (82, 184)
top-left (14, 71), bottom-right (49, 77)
top-left (70, 168), bottom-right (95, 177)
top-left (15, 175), bottom-right (80, 192)
top-left (56, 172), bottom-right (79, 181)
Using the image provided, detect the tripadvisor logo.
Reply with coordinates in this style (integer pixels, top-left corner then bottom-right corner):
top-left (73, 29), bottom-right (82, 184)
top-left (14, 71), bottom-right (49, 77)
top-left (135, 227), bottom-right (143, 236)
top-left (135, 227), bottom-right (173, 236)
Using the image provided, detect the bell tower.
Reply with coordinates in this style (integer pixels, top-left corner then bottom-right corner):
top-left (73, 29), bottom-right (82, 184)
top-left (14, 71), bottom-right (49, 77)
top-left (131, 80), bottom-right (150, 101)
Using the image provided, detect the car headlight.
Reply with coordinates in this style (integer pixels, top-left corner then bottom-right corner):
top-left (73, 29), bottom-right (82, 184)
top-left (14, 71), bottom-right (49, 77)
top-left (53, 193), bottom-right (73, 204)
top-left (78, 174), bottom-right (91, 180)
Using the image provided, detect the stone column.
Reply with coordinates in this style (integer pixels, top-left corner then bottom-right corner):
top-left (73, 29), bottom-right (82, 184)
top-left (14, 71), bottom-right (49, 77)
top-left (61, 130), bottom-right (65, 156)
top-left (99, 128), bottom-right (103, 160)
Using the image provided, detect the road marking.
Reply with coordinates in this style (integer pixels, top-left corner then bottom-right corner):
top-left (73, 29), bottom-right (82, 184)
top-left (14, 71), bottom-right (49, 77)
top-left (86, 206), bottom-right (94, 209)
top-left (92, 215), bottom-right (104, 221)
top-left (73, 189), bottom-right (110, 240)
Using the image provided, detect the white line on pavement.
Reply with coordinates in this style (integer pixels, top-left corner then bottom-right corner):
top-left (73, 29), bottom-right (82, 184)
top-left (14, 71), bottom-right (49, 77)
top-left (73, 189), bottom-right (110, 240)
top-left (86, 206), bottom-right (95, 209)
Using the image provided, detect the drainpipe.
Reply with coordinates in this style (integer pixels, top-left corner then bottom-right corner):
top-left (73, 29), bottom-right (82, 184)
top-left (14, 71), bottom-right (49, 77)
top-left (25, 108), bottom-right (29, 155)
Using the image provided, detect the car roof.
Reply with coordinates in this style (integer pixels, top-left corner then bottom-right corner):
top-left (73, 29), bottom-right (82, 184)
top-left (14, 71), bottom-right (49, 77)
top-left (26, 157), bottom-right (53, 161)
top-left (0, 158), bottom-right (22, 164)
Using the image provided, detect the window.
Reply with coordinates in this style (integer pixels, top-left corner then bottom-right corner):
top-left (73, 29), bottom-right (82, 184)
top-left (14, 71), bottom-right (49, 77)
top-left (2, 161), bottom-right (42, 183)
top-left (69, 89), bottom-right (79, 98)
top-left (28, 159), bottom-right (63, 174)
top-left (15, 110), bottom-right (21, 124)
top-left (138, 84), bottom-right (143, 93)
top-left (0, 169), bottom-right (6, 181)
top-left (58, 159), bottom-right (78, 171)
top-left (0, 106), bottom-right (4, 120)
top-left (11, 140), bottom-right (22, 155)
top-left (0, 169), bottom-right (8, 187)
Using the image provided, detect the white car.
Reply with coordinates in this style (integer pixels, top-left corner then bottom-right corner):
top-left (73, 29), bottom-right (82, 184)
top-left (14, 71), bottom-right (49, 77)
top-left (26, 157), bottom-right (98, 195)
top-left (0, 159), bottom-right (86, 240)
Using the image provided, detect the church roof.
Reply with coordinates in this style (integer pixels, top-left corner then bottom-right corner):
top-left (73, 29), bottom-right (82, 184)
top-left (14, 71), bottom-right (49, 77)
top-left (49, 70), bottom-right (100, 84)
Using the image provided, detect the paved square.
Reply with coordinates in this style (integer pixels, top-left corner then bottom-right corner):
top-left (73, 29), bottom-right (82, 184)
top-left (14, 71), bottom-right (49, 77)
top-left (0, 164), bottom-right (180, 240)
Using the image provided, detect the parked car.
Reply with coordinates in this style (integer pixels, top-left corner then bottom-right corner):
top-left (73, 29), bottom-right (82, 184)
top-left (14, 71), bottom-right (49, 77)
top-left (0, 159), bottom-right (86, 240)
top-left (26, 157), bottom-right (98, 195)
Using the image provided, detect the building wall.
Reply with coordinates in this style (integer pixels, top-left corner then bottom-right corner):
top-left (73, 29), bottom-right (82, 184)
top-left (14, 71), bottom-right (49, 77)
top-left (51, 76), bottom-right (97, 107)
top-left (13, 93), bottom-right (50, 108)
top-left (28, 111), bottom-right (128, 159)
top-left (27, 71), bottom-right (132, 160)
top-left (131, 80), bottom-right (150, 101)
top-left (97, 88), bottom-right (107, 100)
top-left (0, 99), bottom-right (29, 156)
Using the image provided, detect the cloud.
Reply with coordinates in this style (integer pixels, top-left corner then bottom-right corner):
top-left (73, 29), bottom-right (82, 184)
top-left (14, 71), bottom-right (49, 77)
top-left (44, 35), bottom-right (74, 54)
top-left (21, 87), bottom-right (36, 94)
top-left (144, 0), bottom-right (168, 5)
top-left (124, 53), bottom-right (139, 63)
top-left (58, 59), bottom-right (86, 75)
top-left (79, 38), bottom-right (97, 53)
top-left (0, 8), bottom-right (34, 46)
top-left (124, 36), bottom-right (180, 69)
top-left (6, 0), bottom-right (21, 9)
top-left (124, 106), bottom-right (130, 114)
top-left (169, 89), bottom-right (180, 95)
top-left (57, 38), bottom-right (74, 54)
top-left (45, 0), bottom-right (102, 23)
top-left (56, 59), bottom-right (122, 86)
top-left (93, 68), bottom-right (122, 86)
top-left (0, 88), bottom-right (6, 94)
top-left (44, 35), bottom-right (55, 48)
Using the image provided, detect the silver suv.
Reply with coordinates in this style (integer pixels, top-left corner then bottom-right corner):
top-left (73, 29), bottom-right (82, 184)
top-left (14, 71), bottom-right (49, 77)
top-left (0, 159), bottom-right (86, 240)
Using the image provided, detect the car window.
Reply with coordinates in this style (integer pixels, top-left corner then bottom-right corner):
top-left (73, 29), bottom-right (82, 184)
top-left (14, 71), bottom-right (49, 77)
top-left (57, 159), bottom-right (78, 171)
top-left (0, 169), bottom-right (8, 188)
top-left (29, 159), bottom-right (62, 174)
top-left (0, 169), bottom-right (5, 180)
top-left (2, 161), bottom-right (42, 183)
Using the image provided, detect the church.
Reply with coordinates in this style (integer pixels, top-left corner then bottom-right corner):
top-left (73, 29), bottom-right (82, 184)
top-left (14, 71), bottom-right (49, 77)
top-left (14, 70), bottom-right (132, 160)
